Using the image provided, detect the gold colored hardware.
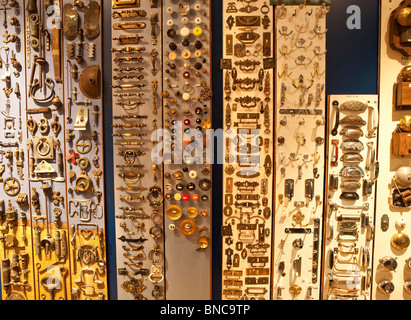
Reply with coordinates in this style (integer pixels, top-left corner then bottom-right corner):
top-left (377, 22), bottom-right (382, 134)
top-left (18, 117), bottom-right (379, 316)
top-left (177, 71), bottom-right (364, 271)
top-left (112, 0), bottom-right (140, 9)
top-left (179, 219), bottom-right (197, 237)
top-left (119, 172), bottom-right (142, 185)
top-left (289, 284), bottom-right (302, 300)
top-left (166, 205), bottom-right (182, 221)
top-left (391, 232), bottom-right (410, 250)
top-left (75, 137), bottom-right (92, 154)
top-left (113, 22), bottom-right (146, 30)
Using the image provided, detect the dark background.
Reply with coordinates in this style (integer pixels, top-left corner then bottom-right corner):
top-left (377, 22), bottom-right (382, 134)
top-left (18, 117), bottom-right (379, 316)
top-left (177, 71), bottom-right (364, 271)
top-left (0, 0), bottom-right (380, 301)
top-left (104, 0), bottom-right (381, 300)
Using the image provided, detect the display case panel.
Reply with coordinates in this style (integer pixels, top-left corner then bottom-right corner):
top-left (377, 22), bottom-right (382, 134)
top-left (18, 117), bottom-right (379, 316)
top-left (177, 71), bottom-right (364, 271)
top-left (111, 0), bottom-right (165, 301)
top-left (272, 4), bottom-right (328, 300)
top-left (221, 0), bottom-right (275, 301)
top-left (322, 94), bottom-right (379, 300)
top-left (374, 0), bottom-right (411, 300)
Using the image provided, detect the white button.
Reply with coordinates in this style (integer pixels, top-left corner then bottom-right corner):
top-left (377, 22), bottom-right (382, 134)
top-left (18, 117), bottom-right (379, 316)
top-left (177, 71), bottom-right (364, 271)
top-left (180, 27), bottom-right (190, 37)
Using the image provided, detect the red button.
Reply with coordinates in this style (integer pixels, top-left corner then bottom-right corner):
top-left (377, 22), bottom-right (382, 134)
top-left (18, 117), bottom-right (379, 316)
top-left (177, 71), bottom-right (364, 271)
top-left (182, 194), bottom-right (190, 201)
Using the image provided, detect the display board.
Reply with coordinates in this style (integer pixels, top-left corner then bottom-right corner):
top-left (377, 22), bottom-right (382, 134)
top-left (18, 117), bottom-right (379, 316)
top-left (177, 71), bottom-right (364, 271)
top-left (111, 0), bottom-right (165, 301)
top-left (0, 0), bottom-right (35, 301)
top-left (272, 4), bottom-right (328, 300)
top-left (62, 0), bottom-right (107, 300)
top-left (111, 0), bottom-right (213, 300)
top-left (374, 0), bottom-right (411, 300)
top-left (221, 0), bottom-right (275, 300)
top-left (161, 0), bottom-right (213, 301)
top-left (322, 95), bottom-right (379, 300)
top-left (0, 0), bottom-right (107, 300)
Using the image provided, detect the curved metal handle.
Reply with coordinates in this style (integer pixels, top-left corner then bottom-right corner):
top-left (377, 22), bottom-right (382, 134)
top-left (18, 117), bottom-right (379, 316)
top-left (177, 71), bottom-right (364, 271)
top-left (331, 100), bottom-right (339, 136)
top-left (331, 140), bottom-right (339, 167)
top-left (367, 102), bottom-right (379, 138)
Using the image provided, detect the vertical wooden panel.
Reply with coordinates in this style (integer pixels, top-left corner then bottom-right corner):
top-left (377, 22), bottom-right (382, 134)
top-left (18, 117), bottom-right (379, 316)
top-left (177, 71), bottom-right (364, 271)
top-left (162, 0), bottom-right (213, 300)
top-left (111, 0), bottom-right (165, 301)
top-left (0, 0), bottom-right (35, 301)
top-left (272, 4), bottom-right (327, 300)
top-left (221, 0), bottom-right (275, 300)
top-left (322, 94), bottom-right (379, 300)
top-left (374, 0), bottom-right (411, 300)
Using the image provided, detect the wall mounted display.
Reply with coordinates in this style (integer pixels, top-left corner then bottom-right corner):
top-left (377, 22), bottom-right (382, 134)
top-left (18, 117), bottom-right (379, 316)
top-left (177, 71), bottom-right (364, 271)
top-left (272, 3), bottom-right (328, 300)
top-left (0, 0), bottom-right (107, 300)
top-left (62, 0), bottom-right (107, 300)
top-left (0, 0), bottom-right (35, 301)
top-left (111, 0), bottom-right (213, 300)
top-left (8, 0), bottom-right (411, 302)
top-left (161, 0), bottom-right (213, 300)
top-left (111, 0), bottom-right (165, 301)
top-left (221, 0), bottom-right (275, 300)
top-left (374, 0), bottom-right (411, 300)
top-left (322, 95), bottom-right (379, 300)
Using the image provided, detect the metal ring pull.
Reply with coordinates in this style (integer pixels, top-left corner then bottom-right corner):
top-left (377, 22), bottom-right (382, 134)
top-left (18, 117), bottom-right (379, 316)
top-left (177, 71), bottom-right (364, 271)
top-left (148, 243), bottom-right (163, 264)
top-left (147, 185), bottom-right (164, 207)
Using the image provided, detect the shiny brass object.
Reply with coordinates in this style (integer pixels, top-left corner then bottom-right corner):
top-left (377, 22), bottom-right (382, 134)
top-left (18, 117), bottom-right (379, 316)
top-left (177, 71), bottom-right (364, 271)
top-left (289, 284), bottom-right (302, 300)
top-left (198, 234), bottom-right (209, 251)
top-left (397, 7), bottom-right (411, 27)
top-left (113, 22), bottom-right (146, 30)
top-left (112, 10), bottom-right (147, 19)
top-left (52, 19), bottom-right (62, 83)
top-left (119, 172), bottom-right (142, 186)
top-left (74, 171), bottom-right (94, 194)
top-left (201, 119), bottom-right (212, 129)
top-left (4, 177), bottom-right (20, 196)
top-left (33, 136), bottom-right (54, 160)
top-left (400, 66), bottom-right (411, 82)
top-left (79, 65), bottom-right (101, 100)
top-left (112, 35), bottom-right (144, 45)
top-left (172, 171), bottom-right (183, 180)
top-left (84, 1), bottom-right (100, 40)
top-left (399, 115), bottom-right (411, 132)
top-left (78, 157), bottom-right (90, 170)
top-left (112, 0), bottom-right (140, 8)
top-left (74, 108), bottom-right (89, 130)
top-left (63, 3), bottom-right (79, 41)
top-left (391, 232), bottom-right (410, 250)
top-left (26, 0), bottom-right (37, 13)
top-left (75, 137), bottom-right (92, 154)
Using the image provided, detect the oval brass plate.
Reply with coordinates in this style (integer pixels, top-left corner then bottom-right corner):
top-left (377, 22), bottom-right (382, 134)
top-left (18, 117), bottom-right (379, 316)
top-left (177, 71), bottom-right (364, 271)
top-left (63, 3), bottom-right (79, 41)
